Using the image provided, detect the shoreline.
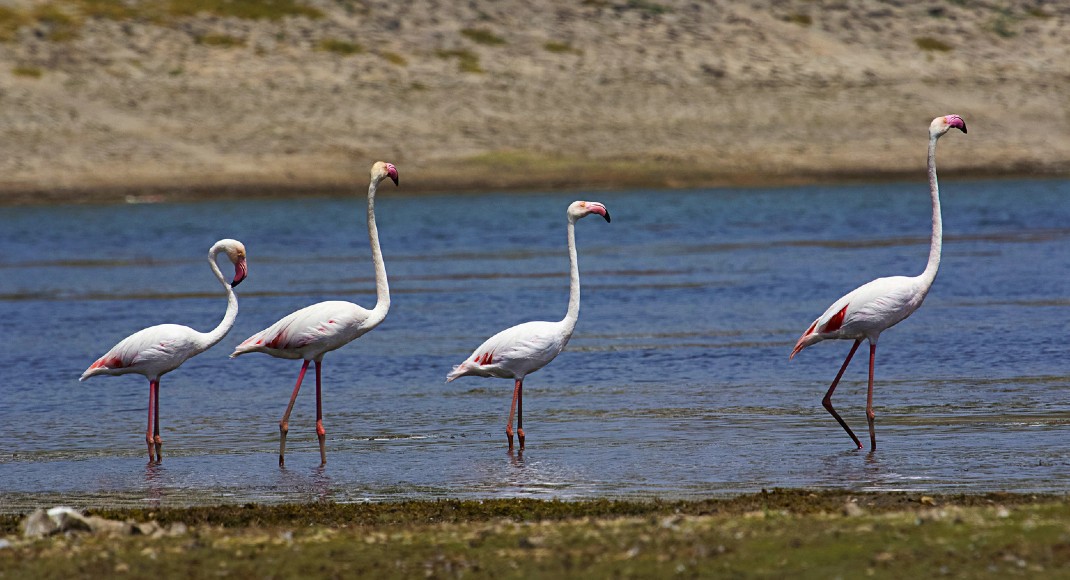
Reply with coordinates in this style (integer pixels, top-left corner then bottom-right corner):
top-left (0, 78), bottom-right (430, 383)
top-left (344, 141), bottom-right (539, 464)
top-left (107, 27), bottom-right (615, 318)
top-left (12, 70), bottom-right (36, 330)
top-left (2, 163), bottom-right (1063, 207)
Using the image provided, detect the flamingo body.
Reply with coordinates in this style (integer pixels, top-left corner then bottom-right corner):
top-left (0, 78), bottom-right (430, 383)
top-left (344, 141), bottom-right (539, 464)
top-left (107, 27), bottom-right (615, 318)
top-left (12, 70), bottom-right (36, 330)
top-left (232, 300), bottom-right (378, 361)
top-left (82, 324), bottom-right (212, 381)
top-left (447, 320), bottom-right (570, 382)
top-left (791, 275), bottom-right (929, 357)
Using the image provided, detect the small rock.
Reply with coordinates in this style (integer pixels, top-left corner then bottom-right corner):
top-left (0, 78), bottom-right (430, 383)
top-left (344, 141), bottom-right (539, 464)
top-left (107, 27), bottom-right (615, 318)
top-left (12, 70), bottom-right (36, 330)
top-left (843, 501), bottom-right (866, 517)
top-left (86, 516), bottom-right (134, 535)
top-left (168, 522), bottom-right (189, 537)
top-left (0, 538), bottom-right (12, 549)
top-left (919, 496), bottom-right (936, 506)
top-left (48, 507), bottom-right (94, 533)
top-left (23, 509), bottom-right (58, 538)
top-left (134, 521), bottom-right (161, 536)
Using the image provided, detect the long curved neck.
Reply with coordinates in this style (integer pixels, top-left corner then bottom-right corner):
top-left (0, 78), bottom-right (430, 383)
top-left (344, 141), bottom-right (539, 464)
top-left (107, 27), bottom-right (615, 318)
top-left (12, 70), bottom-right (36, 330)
top-left (920, 133), bottom-right (942, 287)
top-left (561, 217), bottom-right (580, 333)
top-left (366, 178), bottom-right (390, 323)
top-left (200, 248), bottom-right (238, 350)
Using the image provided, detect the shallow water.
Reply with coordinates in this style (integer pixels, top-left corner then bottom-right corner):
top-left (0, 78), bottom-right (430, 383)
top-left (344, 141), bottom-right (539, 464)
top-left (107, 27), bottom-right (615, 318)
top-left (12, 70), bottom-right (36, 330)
top-left (2, 179), bottom-right (1070, 511)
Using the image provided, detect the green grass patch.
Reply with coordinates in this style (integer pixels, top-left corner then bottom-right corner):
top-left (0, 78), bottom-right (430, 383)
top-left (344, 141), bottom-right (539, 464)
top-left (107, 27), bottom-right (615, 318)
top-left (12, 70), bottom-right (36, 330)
top-left (784, 13), bottom-right (812, 26)
top-left (3, 492), bottom-right (1070, 578)
top-left (987, 12), bottom-right (1019, 38)
top-left (379, 51), bottom-right (408, 66)
top-left (12, 66), bottom-right (43, 78)
top-left (166, 0), bottom-right (323, 20)
top-left (196, 33), bottom-right (245, 47)
top-left (915, 36), bottom-right (952, 51)
top-left (32, 3), bottom-right (80, 41)
top-left (543, 41), bottom-right (580, 54)
top-left (625, 0), bottom-right (671, 14)
top-left (0, 6), bottom-right (29, 42)
top-left (461, 28), bottom-right (505, 45)
top-left (317, 38), bottom-right (363, 55)
top-left (436, 48), bottom-right (483, 73)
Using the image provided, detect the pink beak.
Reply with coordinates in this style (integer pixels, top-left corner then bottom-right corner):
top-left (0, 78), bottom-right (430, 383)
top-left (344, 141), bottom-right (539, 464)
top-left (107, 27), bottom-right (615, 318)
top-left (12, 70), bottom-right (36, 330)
top-left (232, 259), bottom-right (247, 287)
top-left (387, 165), bottom-right (399, 186)
top-left (589, 203), bottom-right (611, 223)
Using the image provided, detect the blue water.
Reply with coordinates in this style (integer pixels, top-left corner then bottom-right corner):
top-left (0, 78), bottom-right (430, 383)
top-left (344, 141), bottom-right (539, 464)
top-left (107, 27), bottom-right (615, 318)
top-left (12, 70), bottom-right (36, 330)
top-left (2, 179), bottom-right (1069, 511)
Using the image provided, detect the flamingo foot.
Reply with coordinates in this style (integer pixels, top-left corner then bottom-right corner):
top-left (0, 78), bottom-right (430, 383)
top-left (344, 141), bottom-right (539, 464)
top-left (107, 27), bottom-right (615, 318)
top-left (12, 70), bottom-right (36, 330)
top-left (154, 435), bottom-right (163, 464)
top-left (279, 421), bottom-right (289, 467)
top-left (505, 426), bottom-right (514, 450)
top-left (316, 420), bottom-right (327, 466)
top-left (517, 428), bottom-right (525, 450)
top-left (145, 436), bottom-right (156, 464)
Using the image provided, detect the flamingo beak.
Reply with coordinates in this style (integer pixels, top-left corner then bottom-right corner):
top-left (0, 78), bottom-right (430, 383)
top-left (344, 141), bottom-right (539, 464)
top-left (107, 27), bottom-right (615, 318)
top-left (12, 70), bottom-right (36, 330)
top-left (946, 115), bottom-right (967, 134)
top-left (387, 166), bottom-right (399, 186)
top-left (589, 203), bottom-right (611, 223)
top-left (232, 259), bottom-right (247, 287)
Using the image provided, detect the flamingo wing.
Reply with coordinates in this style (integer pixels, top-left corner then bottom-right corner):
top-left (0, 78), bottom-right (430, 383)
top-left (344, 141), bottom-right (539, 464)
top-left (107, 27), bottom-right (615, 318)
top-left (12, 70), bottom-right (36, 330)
top-left (81, 324), bottom-right (201, 380)
top-left (232, 300), bottom-right (372, 358)
top-left (447, 320), bottom-right (568, 381)
top-left (792, 275), bottom-right (925, 358)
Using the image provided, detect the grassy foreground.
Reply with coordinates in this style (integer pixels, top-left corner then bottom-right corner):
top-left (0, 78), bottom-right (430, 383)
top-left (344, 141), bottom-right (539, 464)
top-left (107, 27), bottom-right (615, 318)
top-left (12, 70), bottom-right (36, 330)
top-left (2, 490), bottom-right (1069, 578)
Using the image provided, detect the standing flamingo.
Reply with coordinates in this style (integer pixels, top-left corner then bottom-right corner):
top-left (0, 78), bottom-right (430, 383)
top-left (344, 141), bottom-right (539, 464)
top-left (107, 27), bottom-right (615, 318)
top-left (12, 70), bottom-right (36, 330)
top-left (446, 200), bottom-right (611, 450)
top-left (790, 114), bottom-right (966, 451)
top-left (80, 239), bottom-right (249, 464)
top-left (231, 161), bottom-right (397, 467)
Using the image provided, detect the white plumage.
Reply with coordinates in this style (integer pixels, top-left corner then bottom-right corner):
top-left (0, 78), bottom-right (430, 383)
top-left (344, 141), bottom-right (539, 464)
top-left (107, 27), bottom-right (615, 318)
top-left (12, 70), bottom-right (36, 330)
top-left (80, 238), bottom-right (248, 463)
top-left (790, 114), bottom-right (966, 451)
top-left (447, 200), bottom-right (610, 450)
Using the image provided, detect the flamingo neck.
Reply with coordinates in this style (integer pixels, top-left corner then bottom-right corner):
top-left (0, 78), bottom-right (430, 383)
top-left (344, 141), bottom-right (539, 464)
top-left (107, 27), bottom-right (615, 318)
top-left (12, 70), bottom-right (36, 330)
top-left (561, 217), bottom-right (580, 333)
top-left (201, 245), bottom-right (238, 351)
top-left (366, 178), bottom-right (390, 325)
top-left (921, 133), bottom-right (942, 287)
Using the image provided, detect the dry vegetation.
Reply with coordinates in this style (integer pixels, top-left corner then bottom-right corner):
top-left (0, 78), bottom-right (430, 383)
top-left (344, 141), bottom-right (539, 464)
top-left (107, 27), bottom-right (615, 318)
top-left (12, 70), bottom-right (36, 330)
top-left (0, 0), bottom-right (1068, 203)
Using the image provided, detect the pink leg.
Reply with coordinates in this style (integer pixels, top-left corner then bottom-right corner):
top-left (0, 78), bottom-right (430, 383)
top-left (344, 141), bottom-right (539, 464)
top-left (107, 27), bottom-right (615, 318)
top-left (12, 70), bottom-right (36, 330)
top-left (279, 360), bottom-right (311, 467)
top-left (315, 360), bottom-right (326, 466)
top-left (145, 380), bottom-right (157, 463)
top-left (506, 379), bottom-right (522, 450)
top-left (153, 379), bottom-right (163, 463)
top-left (822, 339), bottom-right (863, 449)
top-left (517, 382), bottom-right (525, 450)
top-left (866, 343), bottom-right (877, 452)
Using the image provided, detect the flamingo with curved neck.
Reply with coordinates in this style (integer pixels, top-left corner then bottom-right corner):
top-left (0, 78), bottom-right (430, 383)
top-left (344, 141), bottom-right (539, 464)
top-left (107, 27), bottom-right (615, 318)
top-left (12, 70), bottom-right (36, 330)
top-left (790, 114), bottom-right (966, 451)
top-left (80, 239), bottom-right (249, 463)
top-left (231, 161), bottom-right (397, 466)
top-left (446, 200), bottom-right (611, 451)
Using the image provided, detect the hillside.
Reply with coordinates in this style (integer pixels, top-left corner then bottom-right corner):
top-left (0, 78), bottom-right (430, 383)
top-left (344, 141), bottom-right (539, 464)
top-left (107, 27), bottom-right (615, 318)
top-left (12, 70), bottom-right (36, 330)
top-left (1, 0), bottom-right (1068, 203)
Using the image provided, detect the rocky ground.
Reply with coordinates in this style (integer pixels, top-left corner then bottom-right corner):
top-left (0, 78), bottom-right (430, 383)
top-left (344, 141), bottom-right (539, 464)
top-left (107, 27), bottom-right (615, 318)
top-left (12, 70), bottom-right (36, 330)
top-left (0, 0), bottom-right (1068, 204)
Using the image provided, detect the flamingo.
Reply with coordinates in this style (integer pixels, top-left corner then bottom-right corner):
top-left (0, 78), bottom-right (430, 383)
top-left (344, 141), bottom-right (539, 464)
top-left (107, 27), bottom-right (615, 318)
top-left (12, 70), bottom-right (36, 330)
top-left (80, 239), bottom-right (249, 464)
top-left (446, 200), bottom-right (611, 450)
top-left (790, 114), bottom-right (967, 451)
top-left (231, 161), bottom-right (398, 466)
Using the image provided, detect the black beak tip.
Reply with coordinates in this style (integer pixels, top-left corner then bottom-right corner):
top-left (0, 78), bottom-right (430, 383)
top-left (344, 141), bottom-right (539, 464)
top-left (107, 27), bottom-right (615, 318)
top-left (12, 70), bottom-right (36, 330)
top-left (603, 212), bottom-right (611, 223)
top-left (391, 176), bottom-right (399, 186)
top-left (231, 277), bottom-right (243, 288)
top-left (959, 125), bottom-right (967, 134)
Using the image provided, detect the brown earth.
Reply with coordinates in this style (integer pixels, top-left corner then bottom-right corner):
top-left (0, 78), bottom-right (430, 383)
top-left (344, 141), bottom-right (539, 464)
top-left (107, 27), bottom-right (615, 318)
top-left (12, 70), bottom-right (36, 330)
top-left (1, 0), bottom-right (1068, 204)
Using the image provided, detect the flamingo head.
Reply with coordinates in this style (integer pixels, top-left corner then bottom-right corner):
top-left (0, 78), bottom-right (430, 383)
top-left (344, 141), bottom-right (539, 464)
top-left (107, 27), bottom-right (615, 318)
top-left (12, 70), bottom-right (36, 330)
top-left (568, 200), bottom-right (611, 223)
top-left (931, 114), bottom-right (967, 137)
top-left (215, 239), bottom-right (248, 287)
top-left (371, 161), bottom-right (399, 186)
